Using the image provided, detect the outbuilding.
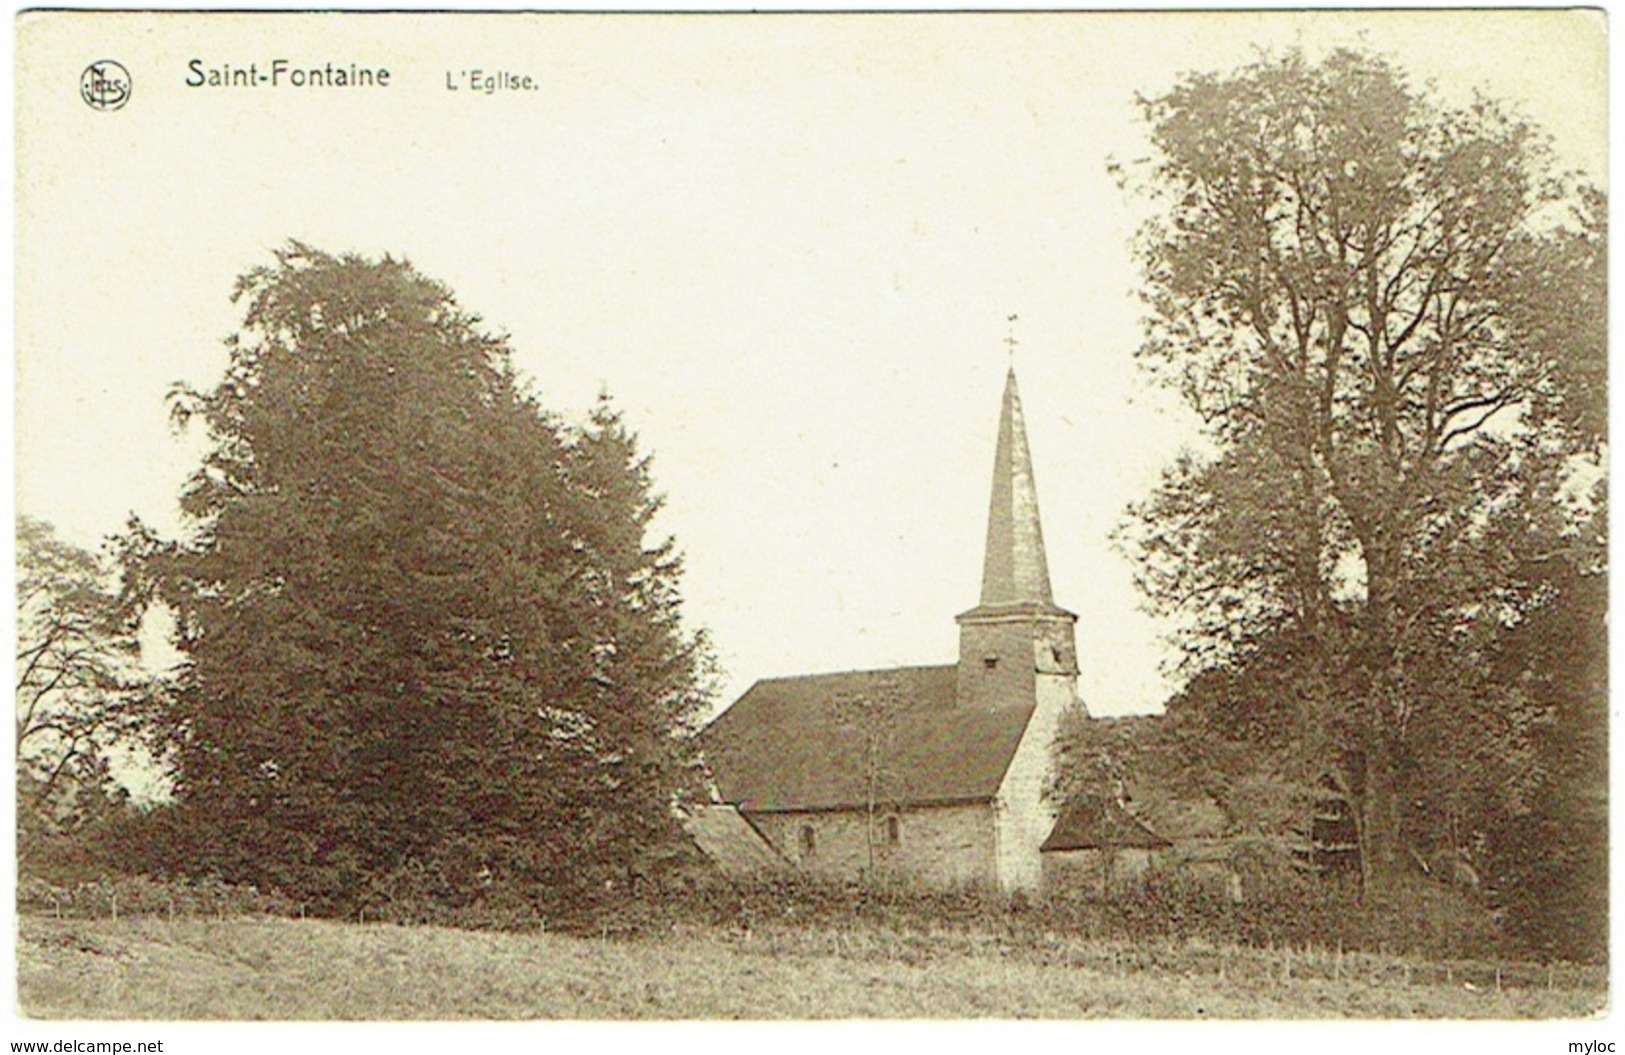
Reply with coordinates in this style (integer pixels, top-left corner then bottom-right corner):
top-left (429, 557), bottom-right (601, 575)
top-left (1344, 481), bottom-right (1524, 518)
top-left (1040, 796), bottom-right (1172, 897)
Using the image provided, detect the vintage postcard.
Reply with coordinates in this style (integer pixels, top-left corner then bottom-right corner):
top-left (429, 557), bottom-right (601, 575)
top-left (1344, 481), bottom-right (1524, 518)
top-left (12, 8), bottom-right (1609, 1047)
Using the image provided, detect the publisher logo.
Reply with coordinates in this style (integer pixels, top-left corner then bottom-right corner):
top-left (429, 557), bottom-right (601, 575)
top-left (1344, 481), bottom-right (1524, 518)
top-left (80, 60), bottom-right (131, 111)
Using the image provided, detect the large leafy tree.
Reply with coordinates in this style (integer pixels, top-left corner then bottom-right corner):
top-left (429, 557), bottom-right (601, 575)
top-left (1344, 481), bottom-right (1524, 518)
top-left (1480, 541), bottom-right (1607, 961)
top-left (138, 244), bottom-right (710, 911)
top-left (1116, 50), bottom-right (1604, 891)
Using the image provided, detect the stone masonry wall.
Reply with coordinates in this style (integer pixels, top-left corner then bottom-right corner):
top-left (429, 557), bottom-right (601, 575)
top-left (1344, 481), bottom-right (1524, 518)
top-left (955, 616), bottom-right (1038, 713)
top-left (993, 671), bottom-right (1077, 891)
top-left (747, 802), bottom-right (998, 888)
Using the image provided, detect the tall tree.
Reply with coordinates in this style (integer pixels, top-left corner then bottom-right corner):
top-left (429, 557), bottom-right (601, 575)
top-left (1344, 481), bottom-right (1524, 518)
top-left (1118, 49), bottom-right (1604, 889)
top-left (16, 516), bottom-right (150, 847)
top-left (138, 244), bottom-right (710, 910)
top-left (554, 395), bottom-right (716, 875)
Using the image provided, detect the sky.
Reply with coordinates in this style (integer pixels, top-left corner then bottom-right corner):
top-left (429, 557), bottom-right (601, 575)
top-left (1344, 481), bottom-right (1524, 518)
top-left (15, 10), bottom-right (1608, 721)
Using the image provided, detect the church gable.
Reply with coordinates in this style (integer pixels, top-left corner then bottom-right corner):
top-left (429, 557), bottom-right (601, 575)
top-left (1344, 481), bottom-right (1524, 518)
top-left (701, 664), bottom-right (1035, 813)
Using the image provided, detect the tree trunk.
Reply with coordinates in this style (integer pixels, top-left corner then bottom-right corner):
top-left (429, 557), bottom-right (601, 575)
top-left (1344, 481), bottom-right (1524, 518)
top-left (1359, 522), bottom-right (1409, 894)
top-left (1359, 731), bottom-right (1406, 894)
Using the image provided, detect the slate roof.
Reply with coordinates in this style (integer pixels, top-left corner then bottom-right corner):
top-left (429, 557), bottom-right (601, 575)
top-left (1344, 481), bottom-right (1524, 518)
top-left (679, 804), bottom-right (788, 875)
top-left (1041, 796), bottom-right (1173, 852)
top-left (702, 664), bottom-right (1035, 813)
top-left (975, 368), bottom-right (1056, 609)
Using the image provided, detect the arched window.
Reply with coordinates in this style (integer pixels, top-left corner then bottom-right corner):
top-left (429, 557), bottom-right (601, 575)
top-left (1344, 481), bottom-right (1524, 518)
top-left (885, 815), bottom-right (901, 846)
top-left (800, 824), bottom-right (817, 858)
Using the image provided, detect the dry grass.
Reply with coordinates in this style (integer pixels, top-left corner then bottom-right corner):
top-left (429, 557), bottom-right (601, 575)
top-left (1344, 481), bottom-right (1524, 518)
top-left (17, 914), bottom-right (1606, 1020)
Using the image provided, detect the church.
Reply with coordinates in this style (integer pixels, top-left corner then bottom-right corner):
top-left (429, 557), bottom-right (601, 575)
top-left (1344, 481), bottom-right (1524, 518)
top-left (699, 366), bottom-right (1093, 891)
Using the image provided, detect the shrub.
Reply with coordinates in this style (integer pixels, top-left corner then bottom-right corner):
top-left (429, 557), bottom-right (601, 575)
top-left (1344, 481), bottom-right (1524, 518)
top-left (647, 865), bottom-right (1507, 965)
top-left (18, 871), bottom-right (296, 920)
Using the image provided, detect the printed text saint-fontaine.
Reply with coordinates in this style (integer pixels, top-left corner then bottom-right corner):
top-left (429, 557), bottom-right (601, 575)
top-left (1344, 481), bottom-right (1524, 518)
top-left (186, 60), bottom-right (392, 88)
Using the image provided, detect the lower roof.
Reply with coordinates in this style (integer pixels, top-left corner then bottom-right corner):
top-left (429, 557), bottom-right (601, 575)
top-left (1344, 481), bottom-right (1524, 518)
top-left (679, 804), bottom-right (788, 875)
top-left (1042, 796), bottom-right (1173, 852)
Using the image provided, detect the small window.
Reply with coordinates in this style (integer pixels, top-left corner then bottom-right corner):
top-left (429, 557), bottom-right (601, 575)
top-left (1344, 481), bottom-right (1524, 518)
top-left (885, 815), bottom-right (901, 846)
top-left (800, 824), bottom-right (817, 858)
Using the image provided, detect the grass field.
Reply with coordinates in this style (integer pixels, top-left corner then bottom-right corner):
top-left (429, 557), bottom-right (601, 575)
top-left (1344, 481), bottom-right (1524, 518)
top-left (17, 914), bottom-right (1606, 1020)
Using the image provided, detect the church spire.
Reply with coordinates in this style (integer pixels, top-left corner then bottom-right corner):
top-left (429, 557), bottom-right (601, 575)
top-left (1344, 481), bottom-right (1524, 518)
top-left (977, 367), bottom-right (1055, 608)
top-left (955, 364), bottom-right (1078, 715)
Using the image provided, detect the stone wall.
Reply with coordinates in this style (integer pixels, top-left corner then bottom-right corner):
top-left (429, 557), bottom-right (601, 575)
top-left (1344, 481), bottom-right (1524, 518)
top-left (1041, 847), bottom-right (1159, 897)
top-left (954, 615), bottom-right (1038, 713)
top-left (992, 672), bottom-right (1078, 890)
top-left (746, 802), bottom-right (998, 888)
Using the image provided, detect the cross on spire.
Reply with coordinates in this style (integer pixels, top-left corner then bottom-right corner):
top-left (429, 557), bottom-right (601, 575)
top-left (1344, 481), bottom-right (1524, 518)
top-left (1003, 313), bottom-right (1019, 367)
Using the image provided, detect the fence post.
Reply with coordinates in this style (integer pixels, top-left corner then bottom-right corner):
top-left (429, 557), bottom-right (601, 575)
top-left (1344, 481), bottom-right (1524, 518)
top-left (1495, 966), bottom-right (1502, 992)
top-left (110, 891), bottom-right (118, 923)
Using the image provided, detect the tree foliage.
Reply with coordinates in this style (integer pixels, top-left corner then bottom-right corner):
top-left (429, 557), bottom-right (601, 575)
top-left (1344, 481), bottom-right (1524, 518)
top-left (1112, 49), bottom-right (1605, 893)
top-left (135, 244), bottom-right (712, 912)
top-left (16, 516), bottom-right (153, 845)
top-left (1481, 561), bottom-right (1608, 961)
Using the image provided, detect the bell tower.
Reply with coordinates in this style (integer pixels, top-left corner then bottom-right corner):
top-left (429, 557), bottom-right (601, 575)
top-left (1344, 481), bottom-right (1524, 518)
top-left (955, 367), bottom-right (1080, 712)
top-left (958, 365), bottom-right (1083, 890)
